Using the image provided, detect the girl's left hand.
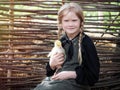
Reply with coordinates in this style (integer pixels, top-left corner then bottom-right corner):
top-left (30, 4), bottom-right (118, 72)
top-left (51, 71), bottom-right (77, 80)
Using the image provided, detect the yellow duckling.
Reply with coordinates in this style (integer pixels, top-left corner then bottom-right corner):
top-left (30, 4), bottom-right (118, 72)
top-left (48, 40), bottom-right (65, 71)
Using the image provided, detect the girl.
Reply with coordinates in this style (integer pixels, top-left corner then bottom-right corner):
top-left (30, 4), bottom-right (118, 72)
top-left (34, 2), bottom-right (100, 90)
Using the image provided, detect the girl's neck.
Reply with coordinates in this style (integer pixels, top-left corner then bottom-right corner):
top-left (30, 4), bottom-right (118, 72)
top-left (67, 32), bottom-right (80, 40)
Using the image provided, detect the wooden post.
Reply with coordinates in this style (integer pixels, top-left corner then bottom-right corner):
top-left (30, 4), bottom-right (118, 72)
top-left (7, 0), bottom-right (14, 90)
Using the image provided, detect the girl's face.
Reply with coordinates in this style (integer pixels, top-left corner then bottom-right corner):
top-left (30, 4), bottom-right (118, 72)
top-left (61, 11), bottom-right (81, 39)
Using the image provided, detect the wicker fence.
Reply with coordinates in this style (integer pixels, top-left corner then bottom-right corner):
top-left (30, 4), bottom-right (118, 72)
top-left (0, 0), bottom-right (120, 90)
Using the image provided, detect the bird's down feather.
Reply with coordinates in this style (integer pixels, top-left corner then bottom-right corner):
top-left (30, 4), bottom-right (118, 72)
top-left (47, 40), bottom-right (65, 58)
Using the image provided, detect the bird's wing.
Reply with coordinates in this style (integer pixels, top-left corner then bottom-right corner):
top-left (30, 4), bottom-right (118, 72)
top-left (47, 47), bottom-right (57, 57)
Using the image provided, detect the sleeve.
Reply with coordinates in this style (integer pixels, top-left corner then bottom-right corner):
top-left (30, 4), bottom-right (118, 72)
top-left (75, 36), bottom-right (100, 86)
top-left (46, 62), bottom-right (56, 76)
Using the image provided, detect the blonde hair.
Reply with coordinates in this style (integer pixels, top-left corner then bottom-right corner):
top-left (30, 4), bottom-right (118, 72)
top-left (57, 2), bottom-right (84, 65)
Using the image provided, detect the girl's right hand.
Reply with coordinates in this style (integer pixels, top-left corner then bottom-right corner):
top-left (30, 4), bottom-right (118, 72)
top-left (49, 53), bottom-right (64, 70)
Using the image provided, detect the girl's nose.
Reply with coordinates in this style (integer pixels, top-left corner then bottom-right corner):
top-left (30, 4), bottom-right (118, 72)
top-left (68, 21), bottom-right (73, 26)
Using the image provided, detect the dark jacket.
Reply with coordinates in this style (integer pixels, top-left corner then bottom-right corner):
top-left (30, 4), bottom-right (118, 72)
top-left (46, 33), bottom-right (100, 86)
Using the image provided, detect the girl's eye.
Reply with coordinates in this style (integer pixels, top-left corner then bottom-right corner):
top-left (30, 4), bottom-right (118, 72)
top-left (72, 20), bottom-right (77, 22)
top-left (64, 20), bottom-right (69, 22)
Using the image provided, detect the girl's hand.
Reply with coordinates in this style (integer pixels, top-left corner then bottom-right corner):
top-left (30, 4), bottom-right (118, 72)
top-left (49, 53), bottom-right (64, 70)
top-left (51, 71), bottom-right (77, 80)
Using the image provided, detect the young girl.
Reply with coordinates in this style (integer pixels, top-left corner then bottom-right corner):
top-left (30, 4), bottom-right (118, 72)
top-left (34, 2), bottom-right (100, 90)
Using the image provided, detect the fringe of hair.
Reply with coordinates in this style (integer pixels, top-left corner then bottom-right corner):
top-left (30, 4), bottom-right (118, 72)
top-left (78, 22), bottom-right (84, 65)
top-left (57, 27), bottom-right (62, 40)
top-left (78, 31), bottom-right (83, 65)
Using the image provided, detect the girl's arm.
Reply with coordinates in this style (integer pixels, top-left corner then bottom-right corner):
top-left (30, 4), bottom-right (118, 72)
top-left (46, 62), bottom-right (56, 76)
top-left (46, 53), bottom-right (64, 76)
top-left (75, 35), bottom-right (100, 86)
